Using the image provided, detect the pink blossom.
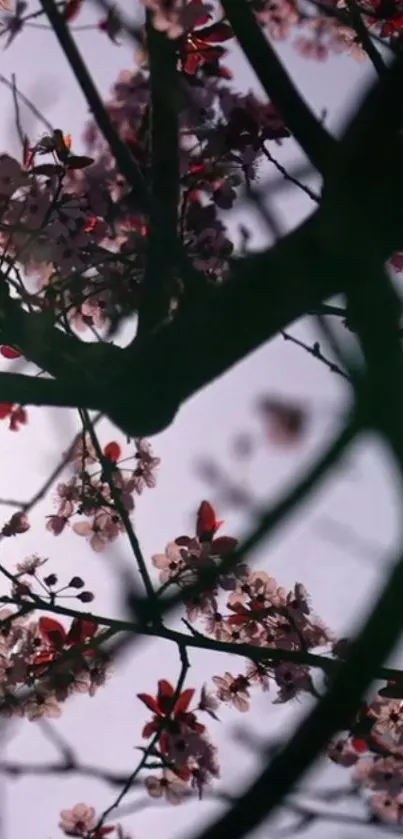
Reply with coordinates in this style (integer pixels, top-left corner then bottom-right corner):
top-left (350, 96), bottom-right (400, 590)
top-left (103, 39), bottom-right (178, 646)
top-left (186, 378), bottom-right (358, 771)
top-left (212, 672), bottom-right (250, 711)
top-left (16, 554), bottom-right (48, 575)
top-left (328, 736), bottom-right (359, 767)
top-left (59, 802), bottom-right (97, 836)
top-left (73, 511), bottom-right (124, 552)
top-left (133, 437), bottom-right (161, 492)
top-left (145, 769), bottom-right (187, 804)
top-left (152, 542), bottom-right (186, 583)
top-left (272, 661), bottom-right (314, 703)
top-left (369, 791), bottom-right (403, 824)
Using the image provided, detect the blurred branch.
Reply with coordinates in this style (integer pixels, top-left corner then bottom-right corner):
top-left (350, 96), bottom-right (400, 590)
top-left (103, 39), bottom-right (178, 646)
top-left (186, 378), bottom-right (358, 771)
top-left (343, 0), bottom-right (387, 75)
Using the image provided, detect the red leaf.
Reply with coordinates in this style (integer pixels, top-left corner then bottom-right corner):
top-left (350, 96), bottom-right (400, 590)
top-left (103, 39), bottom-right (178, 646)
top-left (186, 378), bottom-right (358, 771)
top-left (227, 613), bottom-right (248, 626)
top-left (187, 38), bottom-right (225, 58)
top-left (103, 441), bottom-right (121, 462)
top-left (195, 22), bottom-right (233, 42)
top-left (63, 0), bottom-right (84, 21)
top-left (157, 679), bottom-right (175, 700)
top-left (142, 720), bottom-right (158, 738)
top-left (137, 692), bottom-right (160, 714)
top-left (174, 688), bottom-right (195, 715)
top-left (351, 737), bottom-right (369, 753)
top-left (0, 403), bottom-right (13, 419)
top-left (33, 651), bottom-right (55, 667)
top-left (65, 155), bottom-right (94, 170)
top-left (196, 500), bottom-right (223, 541)
top-left (38, 616), bottom-right (66, 648)
top-left (67, 617), bottom-right (97, 646)
top-left (0, 345), bottom-right (21, 359)
top-left (183, 51), bottom-right (205, 75)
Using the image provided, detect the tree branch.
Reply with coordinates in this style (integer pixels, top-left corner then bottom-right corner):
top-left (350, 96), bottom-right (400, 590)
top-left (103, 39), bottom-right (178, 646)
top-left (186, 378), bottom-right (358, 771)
top-left (221, 0), bottom-right (335, 174)
top-left (137, 16), bottom-right (180, 335)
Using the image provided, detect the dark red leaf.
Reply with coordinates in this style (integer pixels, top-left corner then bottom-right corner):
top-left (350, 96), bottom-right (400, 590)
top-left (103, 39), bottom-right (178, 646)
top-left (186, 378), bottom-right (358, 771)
top-left (142, 719), bottom-right (158, 738)
top-left (174, 688), bottom-right (195, 715)
top-left (211, 536), bottom-right (238, 555)
top-left (196, 500), bottom-right (223, 541)
top-left (38, 616), bottom-right (66, 648)
top-left (62, 0), bottom-right (84, 21)
top-left (31, 164), bottom-right (64, 177)
top-left (66, 155), bottom-right (94, 170)
top-left (157, 679), bottom-right (175, 700)
top-left (195, 22), bottom-right (233, 42)
top-left (67, 617), bottom-right (97, 645)
top-left (137, 692), bottom-right (160, 714)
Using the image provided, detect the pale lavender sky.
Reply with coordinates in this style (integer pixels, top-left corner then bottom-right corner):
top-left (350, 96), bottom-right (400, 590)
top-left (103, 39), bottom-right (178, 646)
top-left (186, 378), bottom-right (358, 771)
top-left (0, 5), bottom-right (398, 839)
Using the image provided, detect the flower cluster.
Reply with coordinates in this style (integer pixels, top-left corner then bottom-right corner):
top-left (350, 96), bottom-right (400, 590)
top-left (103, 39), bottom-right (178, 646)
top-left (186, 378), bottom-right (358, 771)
top-left (138, 679), bottom-right (220, 799)
top-left (133, 501), bottom-right (330, 798)
top-left (327, 669), bottom-right (403, 823)
top-left (152, 501), bottom-right (332, 705)
top-left (46, 437), bottom-right (160, 551)
top-left (0, 608), bottom-right (110, 720)
top-left (140, 502), bottom-right (403, 819)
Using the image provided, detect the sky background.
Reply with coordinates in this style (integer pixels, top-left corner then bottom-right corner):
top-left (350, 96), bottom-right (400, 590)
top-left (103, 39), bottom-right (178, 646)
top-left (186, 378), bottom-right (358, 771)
top-left (0, 3), bottom-right (399, 839)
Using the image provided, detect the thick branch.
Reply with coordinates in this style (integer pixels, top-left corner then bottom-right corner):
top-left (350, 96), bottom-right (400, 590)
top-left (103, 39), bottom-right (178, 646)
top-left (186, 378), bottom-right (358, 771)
top-left (0, 211), bottom-right (357, 435)
top-left (0, 372), bottom-right (95, 410)
top-left (137, 17), bottom-right (180, 335)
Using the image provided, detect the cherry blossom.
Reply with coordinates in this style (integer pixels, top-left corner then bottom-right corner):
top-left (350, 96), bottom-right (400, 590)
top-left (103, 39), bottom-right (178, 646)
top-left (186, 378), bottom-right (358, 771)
top-left (59, 802), bottom-right (97, 836)
top-left (212, 672), bottom-right (251, 712)
top-left (145, 769), bottom-right (188, 804)
top-left (73, 511), bottom-right (125, 552)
